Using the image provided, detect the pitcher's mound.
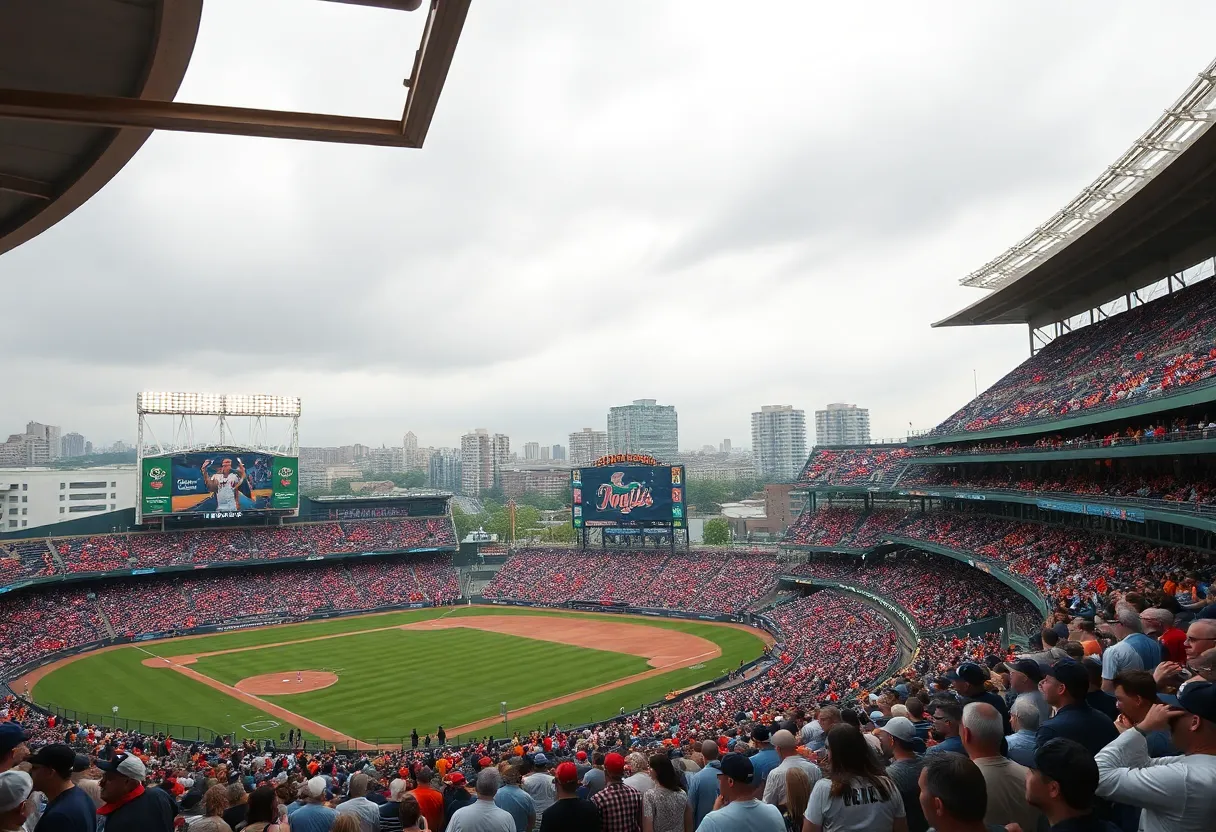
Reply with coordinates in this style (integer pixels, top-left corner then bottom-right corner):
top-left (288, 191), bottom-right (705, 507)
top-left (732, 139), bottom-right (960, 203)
top-left (235, 671), bottom-right (338, 695)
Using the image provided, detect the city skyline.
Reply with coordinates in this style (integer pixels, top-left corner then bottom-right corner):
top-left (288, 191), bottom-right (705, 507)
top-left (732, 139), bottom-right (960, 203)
top-left (4, 8), bottom-right (1213, 460)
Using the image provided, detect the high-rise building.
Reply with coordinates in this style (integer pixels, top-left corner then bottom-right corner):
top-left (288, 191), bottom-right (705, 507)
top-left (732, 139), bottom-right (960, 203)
top-left (607, 399), bottom-right (678, 461)
top-left (751, 405), bottom-right (807, 482)
top-left (720, 438), bottom-right (732, 453)
top-left (539, 446), bottom-right (550, 461)
top-left (523, 442), bottom-right (541, 460)
top-left (460, 430), bottom-right (510, 496)
top-left (815, 403), bottom-right (871, 446)
top-left (429, 448), bottom-right (462, 492)
top-left (366, 446), bottom-right (405, 473)
top-left (0, 465), bottom-right (135, 532)
top-left (568, 428), bottom-right (609, 465)
top-left (26, 422), bottom-right (61, 460)
top-left (61, 432), bottom-right (86, 458)
top-left (500, 467), bottom-right (569, 499)
top-left (403, 432), bottom-right (418, 452)
top-left (551, 444), bottom-right (566, 461)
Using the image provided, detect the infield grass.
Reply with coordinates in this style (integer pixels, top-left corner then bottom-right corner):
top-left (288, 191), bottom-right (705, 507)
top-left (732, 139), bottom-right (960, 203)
top-left (32, 607), bottom-right (765, 743)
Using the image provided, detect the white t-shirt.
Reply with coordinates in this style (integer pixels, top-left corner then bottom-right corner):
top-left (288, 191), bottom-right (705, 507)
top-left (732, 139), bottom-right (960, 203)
top-left (522, 772), bottom-right (555, 816)
top-left (211, 472), bottom-right (239, 510)
top-left (805, 775), bottom-right (905, 832)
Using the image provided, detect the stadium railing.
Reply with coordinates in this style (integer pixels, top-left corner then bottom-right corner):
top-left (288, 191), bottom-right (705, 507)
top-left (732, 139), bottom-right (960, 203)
top-left (917, 426), bottom-right (1216, 457)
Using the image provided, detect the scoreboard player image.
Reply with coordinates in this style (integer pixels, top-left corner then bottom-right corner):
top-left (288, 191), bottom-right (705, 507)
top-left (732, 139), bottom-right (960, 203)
top-left (170, 452), bottom-right (275, 513)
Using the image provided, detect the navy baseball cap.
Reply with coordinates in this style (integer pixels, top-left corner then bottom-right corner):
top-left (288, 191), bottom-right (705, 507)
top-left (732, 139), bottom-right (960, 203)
top-left (1045, 659), bottom-right (1088, 691)
top-left (1159, 681), bottom-right (1216, 723)
top-left (0, 722), bottom-right (27, 753)
top-left (954, 663), bottom-right (988, 686)
top-left (717, 753), bottom-right (754, 784)
top-left (1011, 658), bottom-right (1045, 682)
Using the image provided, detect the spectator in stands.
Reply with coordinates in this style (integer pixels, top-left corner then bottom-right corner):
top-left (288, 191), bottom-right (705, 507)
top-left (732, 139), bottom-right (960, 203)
top-left (443, 772), bottom-right (475, 820)
top-left (1185, 619), bottom-right (1216, 664)
top-left (396, 794), bottom-right (425, 832)
top-left (1037, 660), bottom-right (1117, 756)
top-left (242, 785), bottom-right (287, 832)
top-left (447, 769), bottom-right (514, 832)
top-left (762, 730), bottom-right (821, 809)
top-left (590, 753), bottom-right (642, 832)
top-left (640, 755), bottom-right (688, 832)
top-left (1100, 606), bottom-right (1161, 692)
top-left (0, 770), bottom-right (33, 832)
top-left (291, 776), bottom-right (338, 832)
top-left (335, 772), bottom-right (380, 832)
top-left (952, 663), bottom-right (1011, 735)
top-left (622, 754), bottom-right (653, 798)
top-left (522, 754), bottom-right (556, 822)
top-left (925, 700), bottom-right (964, 756)
top-left (748, 726), bottom-right (780, 789)
top-left (685, 742), bottom-right (719, 828)
top-left (1096, 682), bottom-right (1216, 832)
top-left (25, 743), bottom-right (94, 832)
top-left (494, 766), bottom-right (535, 832)
top-left (1025, 739), bottom-right (1119, 832)
top-left (915, 753), bottom-right (992, 832)
top-left (1006, 696), bottom-right (1042, 769)
top-left (805, 725), bottom-right (904, 832)
top-left (1083, 658), bottom-right (1119, 722)
top-left (694, 753), bottom-right (782, 832)
top-left (1111, 671), bottom-right (1177, 757)
top-left (961, 703), bottom-right (1043, 832)
top-left (1140, 609), bottom-right (1186, 665)
top-left (875, 717), bottom-right (927, 832)
top-left (96, 752), bottom-right (177, 832)
top-left (1008, 658), bottom-right (1051, 724)
top-left (409, 767), bottom-right (444, 832)
top-left (379, 779), bottom-right (411, 832)
top-left (193, 785), bottom-right (233, 832)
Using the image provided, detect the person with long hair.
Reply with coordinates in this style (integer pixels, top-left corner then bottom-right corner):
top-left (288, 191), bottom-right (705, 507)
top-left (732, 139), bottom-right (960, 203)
top-left (782, 768), bottom-right (812, 832)
top-left (803, 725), bottom-right (906, 832)
top-left (642, 754), bottom-right (692, 832)
top-left (192, 784), bottom-right (233, 832)
top-left (238, 784), bottom-right (289, 832)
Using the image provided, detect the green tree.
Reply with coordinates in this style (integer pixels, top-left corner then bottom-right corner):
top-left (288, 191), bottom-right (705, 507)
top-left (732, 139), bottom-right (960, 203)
top-left (401, 469), bottom-right (427, 488)
top-left (540, 523), bottom-right (578, 543)
top-left (452, 505), bottom-right (480, 541)
top-left (703, 517), bottom-right (731, 545)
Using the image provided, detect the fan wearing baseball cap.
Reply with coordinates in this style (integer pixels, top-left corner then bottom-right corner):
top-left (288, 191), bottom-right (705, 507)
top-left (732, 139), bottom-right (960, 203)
top-left (1095, 680), bottom-right (1216, 832)
top-left (696, 753), bottom-right (784, 832)
top-left (590, 753), bottom-right (642, 832)
top-left (537, 761), bottom-right (600, 831)
top-left (1037, 659), bottom-right (1118, 756)
top-left (0, 770), bottom-right (33, 832)
top-left (26, 743), bottom-right (94, 832)
top-left (96, 751), bottom-right (177, 831)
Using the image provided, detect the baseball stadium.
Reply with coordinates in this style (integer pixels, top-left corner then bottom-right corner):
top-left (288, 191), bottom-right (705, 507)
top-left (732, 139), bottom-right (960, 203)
top-left (1, 6), bottom-right (1216, 831)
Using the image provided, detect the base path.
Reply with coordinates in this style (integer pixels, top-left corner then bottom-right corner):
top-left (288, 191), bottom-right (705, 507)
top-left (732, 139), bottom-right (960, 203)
top-left (236, 671), bottom-right (338, 696)
top-left (405, 616), bottom-right (723, 737)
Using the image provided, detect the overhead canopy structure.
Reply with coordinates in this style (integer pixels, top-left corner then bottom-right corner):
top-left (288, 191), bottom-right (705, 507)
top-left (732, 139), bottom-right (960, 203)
top-left (0, 0), bottom-right (470, 258)
top-left (936, 57), bottom-right (1216, 330)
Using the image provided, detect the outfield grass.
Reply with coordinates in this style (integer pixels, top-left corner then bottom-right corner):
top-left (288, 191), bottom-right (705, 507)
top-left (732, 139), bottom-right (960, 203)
top-left (32, 607), bottom-right (766, 743)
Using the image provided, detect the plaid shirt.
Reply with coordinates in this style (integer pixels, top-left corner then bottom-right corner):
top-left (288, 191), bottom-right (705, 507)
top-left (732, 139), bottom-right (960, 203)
top-left (591, 780), bottom-right (642, 832)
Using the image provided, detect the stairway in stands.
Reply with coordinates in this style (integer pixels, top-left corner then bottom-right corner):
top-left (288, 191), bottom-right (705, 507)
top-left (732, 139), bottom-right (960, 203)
top-left (92, 596), bottom-right (117, 639)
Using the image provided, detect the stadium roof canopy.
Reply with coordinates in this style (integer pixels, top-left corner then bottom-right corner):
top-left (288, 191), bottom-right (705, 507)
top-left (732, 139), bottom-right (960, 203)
top-left (936, 57), bottom-right (1216, 330)
top-left (0, 0), bottom-right (469, 258)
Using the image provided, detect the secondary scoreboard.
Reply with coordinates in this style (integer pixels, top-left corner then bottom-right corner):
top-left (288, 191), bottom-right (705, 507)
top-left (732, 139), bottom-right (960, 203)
top-left (571, 454), bottom-right (685, 529)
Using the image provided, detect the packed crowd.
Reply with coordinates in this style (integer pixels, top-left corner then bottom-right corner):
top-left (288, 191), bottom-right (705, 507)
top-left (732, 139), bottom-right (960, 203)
top-left (0, 517), bottom-right (456, 586)
top-left (0, 554), bottom-right (459, 672)
top-left (790, 553), bottom-right (1043, 631)
top-left (931, 275), bottom-right (1216, 436)
top-left (796, 446), bottom-right (913, 487)
top-left (782, 507), bottom-right (865, 547)
top-left (898, 462), bottom-right (1216, 507)
top-left (783, 505), bottom-right (1214, 616)
top-left (7, 563), bottom-right (1213, 832)
top-left (920, 415), bottom-right (1216, 456)
top-left (482, 548), bottom-right (781, 613)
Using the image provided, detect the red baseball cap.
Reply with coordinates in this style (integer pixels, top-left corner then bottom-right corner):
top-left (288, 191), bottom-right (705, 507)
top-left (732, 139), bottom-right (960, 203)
top-left (555, 762), bottom-right (578, 784)
top-left (478, 757), bottom-right (493, 768)
top-left (575, 750), bottom-right (587, 762)
top-left (604, 753), bottom-right (625, 775)
top-left (446, 772), bottom-right (466, 786)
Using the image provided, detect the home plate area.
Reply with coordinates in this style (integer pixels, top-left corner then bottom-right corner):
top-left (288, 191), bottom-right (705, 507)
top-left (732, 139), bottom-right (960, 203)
top-left (234, 670), bottom-right (339, 695)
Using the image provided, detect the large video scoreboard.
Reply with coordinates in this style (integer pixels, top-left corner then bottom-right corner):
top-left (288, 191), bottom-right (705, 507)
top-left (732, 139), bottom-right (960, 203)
top-left (572, 455), bottom-right (685, 529)
top-left (140, 450), bottom-right (299, 520)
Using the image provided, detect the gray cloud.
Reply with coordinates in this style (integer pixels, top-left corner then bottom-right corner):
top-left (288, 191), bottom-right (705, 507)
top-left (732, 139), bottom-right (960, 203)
top-left (3, 0), bottom-right (1216, 449)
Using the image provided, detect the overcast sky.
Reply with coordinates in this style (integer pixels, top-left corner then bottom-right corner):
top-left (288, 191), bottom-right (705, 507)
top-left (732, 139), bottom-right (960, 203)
top-left (3, 1), bottom-right (1216, 452)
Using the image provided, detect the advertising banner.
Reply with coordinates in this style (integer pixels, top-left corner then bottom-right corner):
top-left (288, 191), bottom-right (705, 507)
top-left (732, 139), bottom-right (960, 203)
top-left (571, 465), bottom-right (685, 528)
top-left (140, 451), bottom-right (299, 518)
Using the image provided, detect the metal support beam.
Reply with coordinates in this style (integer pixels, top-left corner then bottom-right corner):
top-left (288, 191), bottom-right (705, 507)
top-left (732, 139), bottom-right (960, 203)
top-left (401, 0), bottom-right (471, 147)
top-left (0, 172), bottom-right (53, 200)
top-left (0, 88), bottom-right (416, 147)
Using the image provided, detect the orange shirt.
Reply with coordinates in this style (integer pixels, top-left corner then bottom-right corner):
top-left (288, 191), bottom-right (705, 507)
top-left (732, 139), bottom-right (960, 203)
top-left (1082, 639), bottom-right (1102, 657)
top-left (435, 758), bottom-right (450, 776)
top-left (410, 785), bottom-right (444, 831)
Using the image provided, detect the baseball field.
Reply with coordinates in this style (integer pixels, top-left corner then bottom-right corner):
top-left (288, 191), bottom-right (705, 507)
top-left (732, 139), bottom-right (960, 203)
top-left (19, 606), bottom-right (770, 747)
